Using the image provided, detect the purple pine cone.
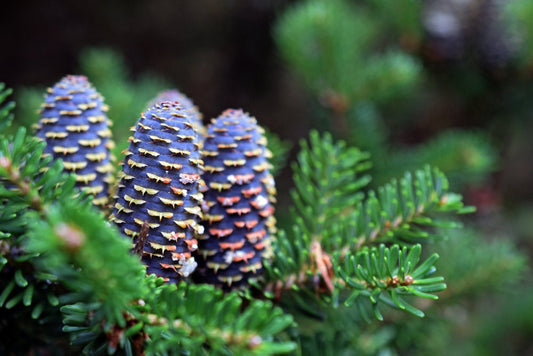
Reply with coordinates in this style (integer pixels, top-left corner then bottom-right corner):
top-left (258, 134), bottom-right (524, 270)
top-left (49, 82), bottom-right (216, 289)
top-left (110, 101), bottom-right (204, 283)
top-left (35, 75), bottom-right (114, 207)
top-left (196, 109), bottom-right (276, 289)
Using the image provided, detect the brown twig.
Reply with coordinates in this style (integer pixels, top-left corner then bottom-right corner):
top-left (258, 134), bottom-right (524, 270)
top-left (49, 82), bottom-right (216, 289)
top-left (133, 222), bottom-right (149, 258)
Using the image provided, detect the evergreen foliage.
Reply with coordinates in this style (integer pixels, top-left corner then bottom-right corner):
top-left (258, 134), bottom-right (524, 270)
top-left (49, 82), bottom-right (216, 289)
top-left (265, 131), bottom-right (472, 322)
top-left (0, 87), bottom-right (80, 319)
top-left (288, 130), bottom-right (372, 251)
top-left (139, 279), bottom-right (294, 356)
top-left (339, 243), bottom-right (445, 319)
top-left (381, 130), bottom-right (498, 188)
top-left (505, 0), bottom-right (533, 64)
top-left (0, 86), bottom-right (297, 354)
top-left (366, 0), bottom-right (423, 43)
top-left (433, 228), bottom-right (527, 300)
top-left (0, 61), bottom-right (528, 354)
top-left (274, 0), bottom-right (498, 189)
top-left (1, 2), bottom-right (530, 352)
top-left (62, 277), bottom-right (295, 356)
top-left (274, 0), bottom-right (420, 112)
top-left (385, 228), bottom-right (528, 356)
top-left (270, 1), bottom-right (531, 354)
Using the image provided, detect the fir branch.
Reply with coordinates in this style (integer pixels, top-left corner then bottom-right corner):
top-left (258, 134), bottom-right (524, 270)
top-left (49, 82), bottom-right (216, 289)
top-left (434, 228), bottom-right (528, 300)
top-left (62, 277), bottom-right (296, 355)
top-left (265, 132), bottom-right (471, 316)
top-left (0, 86), bottom-right (143, 351)
top-left (274, 0), bottom-right (421, 116)
top-left (336, 244), bottom-right (446, 319)
top-left (25, 200), bottom-right (146, 327)
top-left (290, 130), bottom-right (371, 250)
top-left (142, 281), bottom-right (295, 355)
top-left (0, 86), bottom-right (69, 321)
top-left (0, 89), bottom-right (75, 356)
top-left (366, 0), bottom-right (423, 44)
top-left (274, 0), bottom-right (380, 106)
top-left (2, 83), bottom-right (295, 355)
top-left (0, 124), bottom-right (145, 328)
top-left (265, 132), bottom-right (470, 291)
top-left (350, 166), bottom-right (474, 249)
top-left (264, 130), bottom-right (371, 294)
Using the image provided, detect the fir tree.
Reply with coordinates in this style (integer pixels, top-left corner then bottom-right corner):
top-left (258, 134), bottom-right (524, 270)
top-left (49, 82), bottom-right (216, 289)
top-left (1, 2), bottom-right (530, 354)
top-left (0, 79), bottom-right (500, 354)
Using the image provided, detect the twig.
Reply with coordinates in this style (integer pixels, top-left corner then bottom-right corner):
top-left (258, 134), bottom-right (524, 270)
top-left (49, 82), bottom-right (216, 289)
top-left (133, 222), bottom-right (149, 258)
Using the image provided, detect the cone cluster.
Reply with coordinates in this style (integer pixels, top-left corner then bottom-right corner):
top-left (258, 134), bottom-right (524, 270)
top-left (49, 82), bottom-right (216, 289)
top-left (35, 75), bottom-right (114, 206)
top-left (35, 76), bottom-right (278, 288)
top-left (196, 109), bottom-right (276, 289)
top-left (110, 101), bottom-right (204, 283)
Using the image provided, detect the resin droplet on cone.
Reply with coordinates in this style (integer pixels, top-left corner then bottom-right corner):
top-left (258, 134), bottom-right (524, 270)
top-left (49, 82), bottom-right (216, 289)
top-left (196, 108), bottom-right (276, 289)
top-left (110, 101), bottom-right (204, 283)
top-left (35, 75), bottom-right (114, 206)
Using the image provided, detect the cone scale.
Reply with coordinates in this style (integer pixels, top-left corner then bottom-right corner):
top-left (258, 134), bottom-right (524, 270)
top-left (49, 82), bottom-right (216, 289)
top-left (196, 109), bottom-right (276, 289)
top-left (35, 75), bottom-right (114, 206)
top-left (148, 89), bottom-right (205, 136)
top-left (110, 101), bottom-right (204, 283)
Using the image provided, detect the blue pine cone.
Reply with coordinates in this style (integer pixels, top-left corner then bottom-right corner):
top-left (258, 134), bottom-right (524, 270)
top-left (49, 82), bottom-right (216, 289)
top-left (196, 109), bottom-right (276, 289)
top-left (148, 89), bottom-right (205, 136)
top-left (35, 75), bottom-right (114, 207)
top-left (110, 101), bottom-right (204, 283)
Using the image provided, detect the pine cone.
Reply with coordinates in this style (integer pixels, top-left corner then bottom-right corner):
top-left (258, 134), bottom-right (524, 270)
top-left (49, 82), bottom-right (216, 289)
top-left (196, 109), bottom-right (276, 289)
top-left (110, 101), bottom-right (204, 283)
top-left (35, 75), bottom-right (114, 206)
top-left (148, 89), bottom-right (205, 136)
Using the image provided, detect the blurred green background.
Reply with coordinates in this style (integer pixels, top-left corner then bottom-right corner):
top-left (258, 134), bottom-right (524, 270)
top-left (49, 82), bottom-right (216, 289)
top-left (1, 0), bottom-right (532, 354)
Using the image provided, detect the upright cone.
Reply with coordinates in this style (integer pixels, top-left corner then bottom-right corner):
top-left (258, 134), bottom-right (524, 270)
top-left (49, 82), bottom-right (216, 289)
top-left (196, 109), bottom-right (276, 289)
top-left (35, 75), bottom-right (114, 207)
top-left (110, 101), bottom-right (204, 283)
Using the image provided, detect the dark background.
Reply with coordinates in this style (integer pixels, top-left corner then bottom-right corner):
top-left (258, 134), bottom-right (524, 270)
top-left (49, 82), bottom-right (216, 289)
top-left (0, 0), bottom-right (309, 141)
top-left (1, 0), bottom-right (532, 205)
